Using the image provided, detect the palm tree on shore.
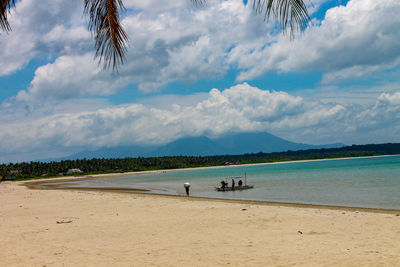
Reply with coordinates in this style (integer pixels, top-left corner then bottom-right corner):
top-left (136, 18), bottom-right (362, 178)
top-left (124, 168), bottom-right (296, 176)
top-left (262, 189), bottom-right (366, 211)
top-left (0, 0), bottom-right (309, 70)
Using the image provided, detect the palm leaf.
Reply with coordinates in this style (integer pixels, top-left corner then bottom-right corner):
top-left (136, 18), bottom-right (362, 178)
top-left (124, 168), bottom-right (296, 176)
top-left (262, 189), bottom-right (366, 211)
top-left (193, 0), bottom-right (311, 34)
top-left (1, 0), bottom-right (309, 71)
top-left (253, 0), bottom-right (311, 35)
top-left (84, 0), bottom-right (128, 71)
top-left (190, 0), bottom-right (206, 7)
top-left (0, 0), bottom-right (15, 32)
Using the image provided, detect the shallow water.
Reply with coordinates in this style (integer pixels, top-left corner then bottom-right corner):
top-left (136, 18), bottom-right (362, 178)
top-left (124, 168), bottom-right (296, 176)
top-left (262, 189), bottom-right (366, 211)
top-left (64, 155), bottom-right (400, 209)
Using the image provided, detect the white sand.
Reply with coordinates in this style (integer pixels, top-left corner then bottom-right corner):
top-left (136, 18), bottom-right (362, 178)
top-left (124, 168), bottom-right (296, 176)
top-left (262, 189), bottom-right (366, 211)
top-left (1, 180), bottom-right (400, 266)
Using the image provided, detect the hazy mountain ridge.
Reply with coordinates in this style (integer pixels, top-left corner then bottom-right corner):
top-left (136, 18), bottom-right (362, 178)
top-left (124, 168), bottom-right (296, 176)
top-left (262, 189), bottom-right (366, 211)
top-left (61, 132), bottom-right (344, 160)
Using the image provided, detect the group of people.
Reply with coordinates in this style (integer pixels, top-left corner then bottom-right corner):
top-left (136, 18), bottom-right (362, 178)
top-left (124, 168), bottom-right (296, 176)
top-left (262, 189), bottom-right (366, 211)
top-left (185, 178), bottom-right (244, 196)
top-left (220, 178), bottom-right (243, 189)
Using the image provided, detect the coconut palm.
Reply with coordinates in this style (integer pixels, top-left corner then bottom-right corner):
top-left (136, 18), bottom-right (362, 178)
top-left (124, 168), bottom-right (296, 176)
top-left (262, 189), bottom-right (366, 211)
top-left (0, 0), bottom-right (309, 70)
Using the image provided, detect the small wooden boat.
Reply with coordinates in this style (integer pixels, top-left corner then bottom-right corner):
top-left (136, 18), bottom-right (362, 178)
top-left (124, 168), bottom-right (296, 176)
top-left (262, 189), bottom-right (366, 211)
top-left (216, 184), bottom-right (254, 192)
top-left (215, 173), bottom-right (254, 192)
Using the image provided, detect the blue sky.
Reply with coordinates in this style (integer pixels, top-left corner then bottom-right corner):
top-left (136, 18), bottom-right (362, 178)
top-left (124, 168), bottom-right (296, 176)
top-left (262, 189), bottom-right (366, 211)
top-left (1, 0), bottom-right (400, 163)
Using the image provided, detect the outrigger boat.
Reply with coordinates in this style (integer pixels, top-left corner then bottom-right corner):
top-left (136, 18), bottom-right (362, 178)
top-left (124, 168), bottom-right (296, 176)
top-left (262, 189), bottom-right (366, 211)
top-left (215, 172), bottom-right (254, 192)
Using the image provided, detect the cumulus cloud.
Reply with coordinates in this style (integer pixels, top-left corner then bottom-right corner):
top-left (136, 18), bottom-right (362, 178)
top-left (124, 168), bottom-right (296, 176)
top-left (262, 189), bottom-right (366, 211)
top-left (2, 83), bottom-right (311, 153)
top-left (15, 54), bottom-right (132, 101)
top-left (124, 0), bottom-right (187, 12)
top-left (378, 92), bottom-right (400, 106)
top-left (5, 0), bottom-right (274, 101)
top-left (232, 0), bottom-right (400, 83)
top-left (0, 0), bottom-right (90, 76)
top-left (6, 0), bottom-right (397, 101)
top-left (112, 0), bottom-right (270, 92)
top-left (2, 0), bottom-right (399, 103)
top-left (7, 83), bottom-right (397, 163)
top-left (2, 83), bottom-right (400, 163)
top-left (2, 0), bottom-right (400, 163)
top-left (356, 92), bottom-right (400, 128)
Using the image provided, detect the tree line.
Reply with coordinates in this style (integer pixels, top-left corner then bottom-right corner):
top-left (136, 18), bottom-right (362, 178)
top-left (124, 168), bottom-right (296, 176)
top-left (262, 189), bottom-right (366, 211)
top-left (1, 143), bottom-right (400, 180)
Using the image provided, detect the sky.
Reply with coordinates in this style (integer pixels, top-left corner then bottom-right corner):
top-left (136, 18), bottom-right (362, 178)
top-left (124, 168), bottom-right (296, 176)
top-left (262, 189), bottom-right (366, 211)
top-left (1, 0), bottom-right (400, 163)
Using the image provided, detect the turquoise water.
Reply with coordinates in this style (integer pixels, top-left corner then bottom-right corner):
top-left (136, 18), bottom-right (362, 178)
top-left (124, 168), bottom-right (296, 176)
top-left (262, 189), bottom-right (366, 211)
top-left (66, 155), bottom-right (400, 209)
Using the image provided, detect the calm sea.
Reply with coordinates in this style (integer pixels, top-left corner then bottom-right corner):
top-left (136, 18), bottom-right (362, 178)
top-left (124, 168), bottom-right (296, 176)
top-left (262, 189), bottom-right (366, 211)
top-left (63, 155), bottom-right (400, 209)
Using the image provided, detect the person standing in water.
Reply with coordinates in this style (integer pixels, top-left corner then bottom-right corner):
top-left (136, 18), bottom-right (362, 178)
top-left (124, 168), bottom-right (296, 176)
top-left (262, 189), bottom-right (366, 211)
top-left (184, 182), bottom-right (190, 196)
top-left (231, 178), bottom-right (235, 189)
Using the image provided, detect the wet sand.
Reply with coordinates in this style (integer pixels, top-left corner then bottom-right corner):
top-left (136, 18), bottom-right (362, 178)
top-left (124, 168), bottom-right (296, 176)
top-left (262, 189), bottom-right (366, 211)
top-left (1, 178), bottom-right (400, 266)
top-left (26, 175), bottom-right (400, 215)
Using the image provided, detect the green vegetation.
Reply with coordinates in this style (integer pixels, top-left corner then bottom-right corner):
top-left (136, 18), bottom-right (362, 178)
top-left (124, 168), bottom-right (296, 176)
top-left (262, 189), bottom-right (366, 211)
top-left (1, 143), bottom-right (400, 181)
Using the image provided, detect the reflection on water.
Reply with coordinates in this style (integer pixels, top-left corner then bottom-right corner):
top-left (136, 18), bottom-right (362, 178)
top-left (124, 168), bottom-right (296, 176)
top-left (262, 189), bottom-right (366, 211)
top-left (56, 155), bottom-right (400, 209)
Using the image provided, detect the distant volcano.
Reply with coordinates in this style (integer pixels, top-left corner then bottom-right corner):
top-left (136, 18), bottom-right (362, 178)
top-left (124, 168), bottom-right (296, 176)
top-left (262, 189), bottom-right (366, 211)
top-left (57, 131), bottom-right (344, 160)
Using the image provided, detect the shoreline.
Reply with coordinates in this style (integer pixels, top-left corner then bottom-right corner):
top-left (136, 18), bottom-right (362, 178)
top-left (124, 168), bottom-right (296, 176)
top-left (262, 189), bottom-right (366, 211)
top-left (24, 153), bottom-right (400, 182)
top-left (25, 181), bottom-right (400, 214)
top-left (22, 153), bottom-right (400, 214)
top-left (25, 185), bottom-right (400, 215)
top-left (18, 155), bottom-right (400, 214)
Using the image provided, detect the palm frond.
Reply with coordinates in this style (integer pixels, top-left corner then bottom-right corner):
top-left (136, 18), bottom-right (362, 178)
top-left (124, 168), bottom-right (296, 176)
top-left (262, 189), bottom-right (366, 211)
top-left (84, 0), bottom-right (128, 71)
top-left (0, 0), bottom-right (15, 32)
top-left (192, 0), bottom-right (310, 35)
top-left (252, 0), bottom-right (310, 35)
top-left (191, 0), bottom-right (207, 7)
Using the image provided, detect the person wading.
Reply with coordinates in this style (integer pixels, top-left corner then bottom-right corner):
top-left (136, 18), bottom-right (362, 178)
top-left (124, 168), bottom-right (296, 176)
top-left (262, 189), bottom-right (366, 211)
top-left (184, 182), bottom-right (190, 196)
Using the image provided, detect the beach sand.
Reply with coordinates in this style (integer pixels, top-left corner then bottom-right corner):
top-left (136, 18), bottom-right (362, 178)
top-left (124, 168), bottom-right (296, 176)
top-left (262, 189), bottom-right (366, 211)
top-left (1, 178), bottom-right (400, 266)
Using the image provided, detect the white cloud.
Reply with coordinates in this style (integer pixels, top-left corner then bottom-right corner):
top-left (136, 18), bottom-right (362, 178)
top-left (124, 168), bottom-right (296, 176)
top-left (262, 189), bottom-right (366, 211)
top-left (1, 0), bottom-right (400, 164)
top-left (0, 0), bottom-right (89, 76)
top-left (6, 0), bottom-right (274, 100)
top-left (124, 0), bottom-right (187, 12)
top-left (2, 83), bottom-right (400, 163)
top-left (43, 25), bottom-right (90, 43)
top-left (5, 0), bottom-right (399, 102)
top-left (340, 91), bottom-right (400, 144)
top-left (233, 0), bottom-right (400, 83)
top-left (6, 83), bottom-right (399, 163)
top-left (357, 91), bottom-right (400, 128)
top-left (15, 54), bottom-right (132, 101)
top-left (3, 0), bottom-right (400, 101)
top-left (378, 92), bottom-right (400, 106)
top-left (117, 0), bottom-right (266, 92)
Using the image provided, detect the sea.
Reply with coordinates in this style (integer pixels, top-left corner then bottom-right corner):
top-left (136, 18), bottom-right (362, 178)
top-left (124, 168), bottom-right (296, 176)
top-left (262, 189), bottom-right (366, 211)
top-left (59, 155), bottom-right (400, 210)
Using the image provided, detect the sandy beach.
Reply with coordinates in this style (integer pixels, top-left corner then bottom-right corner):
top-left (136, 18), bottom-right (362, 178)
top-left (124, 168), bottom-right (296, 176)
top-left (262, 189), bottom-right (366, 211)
top-left (1, 176), bottom-right (400, 267)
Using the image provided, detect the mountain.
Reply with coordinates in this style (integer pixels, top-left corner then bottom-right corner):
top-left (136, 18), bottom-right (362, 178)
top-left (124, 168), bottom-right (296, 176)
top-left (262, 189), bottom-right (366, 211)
top-left (213, 132), bottom-right (314, 154)
top-left (154, 136), bottom-right (226, 156)
top-left (60, 132), bottom-right (345, 160)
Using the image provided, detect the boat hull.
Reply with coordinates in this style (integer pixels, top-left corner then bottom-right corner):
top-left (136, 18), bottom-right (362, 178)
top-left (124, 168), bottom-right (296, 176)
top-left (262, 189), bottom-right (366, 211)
top-left (215, 185), bottom-right (254, 192)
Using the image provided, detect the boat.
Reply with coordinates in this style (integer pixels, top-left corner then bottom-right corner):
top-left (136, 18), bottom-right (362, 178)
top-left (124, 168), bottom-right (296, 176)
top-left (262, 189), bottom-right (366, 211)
top-left (215, 173), bottom-right (254, 192)
top-left (215, 184), bottom-right (254, 192)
